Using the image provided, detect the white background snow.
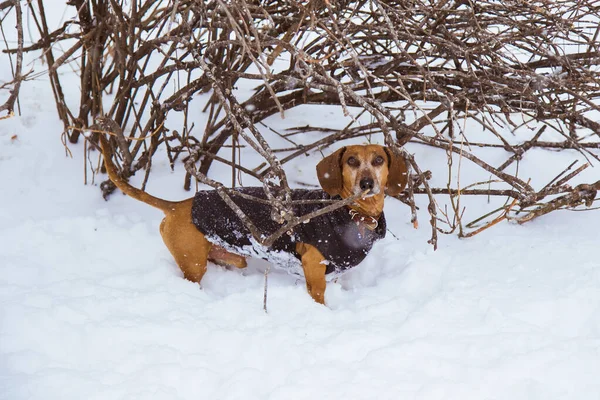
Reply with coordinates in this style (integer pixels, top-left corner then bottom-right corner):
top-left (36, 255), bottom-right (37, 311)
top-left (2, 3), bottom-right (600, 400)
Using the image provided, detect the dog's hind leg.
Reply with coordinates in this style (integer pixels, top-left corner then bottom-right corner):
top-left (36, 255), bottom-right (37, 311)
top-left (159, 199), bottom-right (210, 283)
top-left (208, 245), bottom-right (247, 269)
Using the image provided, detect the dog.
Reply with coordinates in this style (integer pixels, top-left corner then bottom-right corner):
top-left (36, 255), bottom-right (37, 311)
top-left (99, 136), bottom-right (407, 304)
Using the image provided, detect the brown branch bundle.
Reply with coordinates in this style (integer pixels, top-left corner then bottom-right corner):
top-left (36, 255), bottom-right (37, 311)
top-left (7, 0), bottom-right (600, 246)
top-left (0, 0), bottom-right (24, 117)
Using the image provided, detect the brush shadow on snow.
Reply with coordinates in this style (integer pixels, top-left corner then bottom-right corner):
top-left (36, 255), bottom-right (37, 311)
top-left (198, 257), bottom-right (300, 299)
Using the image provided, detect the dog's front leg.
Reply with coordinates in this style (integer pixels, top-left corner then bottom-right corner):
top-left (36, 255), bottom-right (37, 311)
top-left (296, 243), bottom-right (327, 305)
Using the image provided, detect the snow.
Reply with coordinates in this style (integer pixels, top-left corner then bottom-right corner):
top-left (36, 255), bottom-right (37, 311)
top-left (205, 232), bottom-right (306, 276)
top-left (2, 5), bottom-right (600, 400)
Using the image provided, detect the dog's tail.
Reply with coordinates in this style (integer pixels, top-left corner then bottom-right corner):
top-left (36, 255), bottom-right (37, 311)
top-left (98, 134), bottom-right (176, 212)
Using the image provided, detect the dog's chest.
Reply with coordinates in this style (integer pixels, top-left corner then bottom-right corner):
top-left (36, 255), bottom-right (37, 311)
top-left (191, 188), bottom-right (386, 275)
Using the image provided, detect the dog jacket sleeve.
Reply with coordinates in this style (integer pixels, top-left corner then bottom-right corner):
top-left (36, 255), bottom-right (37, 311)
top-left (191, 187), bottom-right (386, 274)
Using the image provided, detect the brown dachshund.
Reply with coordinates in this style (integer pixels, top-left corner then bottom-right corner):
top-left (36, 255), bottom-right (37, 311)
top-left (99, 136), bottom-right (407, 304)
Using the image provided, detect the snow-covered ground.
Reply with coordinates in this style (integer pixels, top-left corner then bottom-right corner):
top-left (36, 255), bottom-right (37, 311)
top-left (2, 5), bottom-right (600, 400)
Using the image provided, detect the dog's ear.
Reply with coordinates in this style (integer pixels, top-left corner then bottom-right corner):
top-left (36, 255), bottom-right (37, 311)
top-left (316, 147), bottom-right (346, 196)
top-left (384, 147), bottom-right (408, 196)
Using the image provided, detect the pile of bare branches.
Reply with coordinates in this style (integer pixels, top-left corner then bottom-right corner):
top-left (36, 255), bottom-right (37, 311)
top-left (5, 0), bottom-right (600, 248)
top-left (0, 0), bottom-right (24, 118)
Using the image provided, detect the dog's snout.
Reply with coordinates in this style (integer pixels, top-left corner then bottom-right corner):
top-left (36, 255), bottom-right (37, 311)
top-left (359, 178), bottom-right (374, 191)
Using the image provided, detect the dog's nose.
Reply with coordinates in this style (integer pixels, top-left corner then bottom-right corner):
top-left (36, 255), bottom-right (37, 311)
top-left (359, 178), bottom-right (374, 191)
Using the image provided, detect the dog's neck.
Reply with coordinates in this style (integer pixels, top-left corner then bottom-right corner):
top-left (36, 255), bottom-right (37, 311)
top-left (340, 188), bottom-right (385, 218)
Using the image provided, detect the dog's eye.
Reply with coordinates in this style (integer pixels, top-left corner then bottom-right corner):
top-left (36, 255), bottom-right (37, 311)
top-left (346, 156), bottom-right (360, 167)
top-left (372, 155), bottom-right (385, 166)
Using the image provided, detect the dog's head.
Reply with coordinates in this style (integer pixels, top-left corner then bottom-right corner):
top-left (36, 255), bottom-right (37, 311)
top-left (316, 145), bottom-right (408, 199)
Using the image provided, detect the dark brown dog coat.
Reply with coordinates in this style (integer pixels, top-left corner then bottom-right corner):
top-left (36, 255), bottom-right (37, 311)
top-left (191, 187), bottom-right (386, 275)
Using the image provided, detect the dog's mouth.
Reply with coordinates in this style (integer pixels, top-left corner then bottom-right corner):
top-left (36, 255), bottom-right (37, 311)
top-left (363, 190), bottom-right (376, 197)
top-left (354, 187), bottom-right (380, 198)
